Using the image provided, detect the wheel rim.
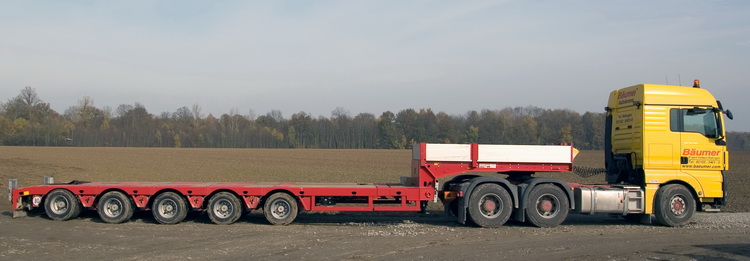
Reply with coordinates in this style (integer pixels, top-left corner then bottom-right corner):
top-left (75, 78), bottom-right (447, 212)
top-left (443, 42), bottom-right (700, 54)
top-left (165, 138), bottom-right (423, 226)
top-left (157, 199), bottom-right (178, 219)
top-left (670, 195), bottom-right (687, 217)
top-left (50, 196), bottom-right (70, 215)
top-left (535, 193), bottom-right (560, 219)
top-left (478, 193), bottom-right (503, 219)
top-left (213, 198), bottom-right (234, 219)
top-left (103, 198), bottom-right (124, 217)
top-left (270, 199), bottom-right (291, 219)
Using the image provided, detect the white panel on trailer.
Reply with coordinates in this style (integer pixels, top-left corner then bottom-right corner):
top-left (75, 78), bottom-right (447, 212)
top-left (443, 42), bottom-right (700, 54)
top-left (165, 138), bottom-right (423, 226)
top-left (425, 144), bottom-right (471, 162)
top-left (477, 145), bottom-right (572, 163)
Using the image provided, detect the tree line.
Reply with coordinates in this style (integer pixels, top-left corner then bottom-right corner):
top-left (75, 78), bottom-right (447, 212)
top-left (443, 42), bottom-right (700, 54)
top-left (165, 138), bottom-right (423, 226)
top-left (1, 87), bottom-right (747, 150)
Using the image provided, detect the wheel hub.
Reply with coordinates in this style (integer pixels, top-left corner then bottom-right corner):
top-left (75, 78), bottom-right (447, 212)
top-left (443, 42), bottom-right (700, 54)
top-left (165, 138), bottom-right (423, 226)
top-left (55, 200), bottom-right (67, 210)
top-left (482, 200), bottom-right (497, 212)
top-left (670, 196), bottom-right (686, 216)
top-left (478, 194), bottom-right (503, 218)
top-left (271, 200), bottom-right (291, 219)
top-left (539, 200), bottom-right (553, 212)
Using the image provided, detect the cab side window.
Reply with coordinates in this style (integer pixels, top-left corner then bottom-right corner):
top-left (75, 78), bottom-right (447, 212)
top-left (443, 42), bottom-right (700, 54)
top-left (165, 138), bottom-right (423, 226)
top-left (670, 108), bottom-right (718, 138)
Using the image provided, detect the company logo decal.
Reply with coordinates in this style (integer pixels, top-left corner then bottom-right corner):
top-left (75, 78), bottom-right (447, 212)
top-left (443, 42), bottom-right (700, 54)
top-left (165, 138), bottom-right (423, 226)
top-left (618, 90), bottom-right (637, 99)
top-left (682, 149), bottom-right (721, 156)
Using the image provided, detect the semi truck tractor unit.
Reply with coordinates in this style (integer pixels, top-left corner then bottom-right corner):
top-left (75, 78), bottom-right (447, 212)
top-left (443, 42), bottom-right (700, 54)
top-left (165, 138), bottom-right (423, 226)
top-left (8, 82), bottom-right (732, 227)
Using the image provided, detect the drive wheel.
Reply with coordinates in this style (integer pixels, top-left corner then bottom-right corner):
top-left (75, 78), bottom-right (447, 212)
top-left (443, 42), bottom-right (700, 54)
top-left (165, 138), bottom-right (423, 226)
top-left (208, 192), bottom-right (243, 225)
top-left (97, 191), bottom-right (135, 223)
top-left (525, 184), bottom-right (569, 228)
top-left (152, 192), bottom-right (189, 224)
top-left (44, 189), bottom-right (82, 221)
top-left (263, 192), bottom-right (298, 225)
top-left (467, 183), bottom-right (512, 228)
top-left (654, 184), bottom-right (695, 227)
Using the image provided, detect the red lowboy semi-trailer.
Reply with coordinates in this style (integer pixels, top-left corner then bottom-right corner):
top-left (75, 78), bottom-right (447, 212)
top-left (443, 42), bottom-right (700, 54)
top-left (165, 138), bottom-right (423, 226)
top-left (9, 143), bottom-right (590, 227)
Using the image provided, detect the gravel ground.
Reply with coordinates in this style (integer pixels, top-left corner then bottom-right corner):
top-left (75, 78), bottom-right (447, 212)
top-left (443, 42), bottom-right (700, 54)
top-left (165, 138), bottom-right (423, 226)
top-left (1, 211), bottom-right (748, 260)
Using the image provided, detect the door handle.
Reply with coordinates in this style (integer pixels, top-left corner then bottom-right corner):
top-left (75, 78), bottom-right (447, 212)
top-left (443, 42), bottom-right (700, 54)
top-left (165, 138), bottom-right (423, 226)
top-left (680, 157), bottom-right (688, 164)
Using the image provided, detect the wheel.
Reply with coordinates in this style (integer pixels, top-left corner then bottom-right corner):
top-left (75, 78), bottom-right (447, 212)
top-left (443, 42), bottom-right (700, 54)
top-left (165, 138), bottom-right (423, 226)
top-left (44, 189), bottom-right (82, 221)
top-left (97, 191), bottom-right (135, 224)
top-left (525, 184), bottom-right (569, 228)
top-left (151, 192), bottom-right (189, 224)
top-left (467, 183), bottom-right (512, 228)
top-left (263, 192), bottom-right (298, 225)
top-left (208, 192), bottom-right (243, 225)
top-left (654, 184), bottom-right (695, 227)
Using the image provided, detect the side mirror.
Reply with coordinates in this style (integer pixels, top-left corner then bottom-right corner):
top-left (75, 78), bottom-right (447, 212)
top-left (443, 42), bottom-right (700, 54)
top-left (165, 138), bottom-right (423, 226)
top-left (726, 110), bottom-right (734, 120)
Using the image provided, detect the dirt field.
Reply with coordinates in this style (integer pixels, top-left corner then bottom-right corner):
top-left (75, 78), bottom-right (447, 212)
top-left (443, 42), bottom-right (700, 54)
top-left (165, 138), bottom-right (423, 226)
top-left (1, 147), bottom-right (749, 260)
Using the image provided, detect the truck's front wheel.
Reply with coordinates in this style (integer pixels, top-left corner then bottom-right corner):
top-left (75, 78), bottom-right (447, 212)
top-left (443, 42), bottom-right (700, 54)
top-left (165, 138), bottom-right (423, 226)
top-left (654, 184), bottom-right (695, 227)
top-left (467, 183), bottom-right (512, 228)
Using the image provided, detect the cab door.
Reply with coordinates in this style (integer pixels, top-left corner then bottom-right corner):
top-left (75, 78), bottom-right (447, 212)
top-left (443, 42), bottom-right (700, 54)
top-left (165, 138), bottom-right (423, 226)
top-left (671, 107), bottom-right (726, 171)
top-left (671, 107), bottom-right (726, 198)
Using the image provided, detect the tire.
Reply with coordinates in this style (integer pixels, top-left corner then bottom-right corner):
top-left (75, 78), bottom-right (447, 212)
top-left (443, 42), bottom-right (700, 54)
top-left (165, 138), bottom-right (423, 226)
top-left (44, 189), bottom-right (82, 221)
top-left (525, 184), bottom-right (569, 228)
top-left (263, 192), bottom-right (298, 225)
top-left (208, 192), bottom-right (243, 225)
top-left (654, 184), bottom-right (695, 227)
top-left (151, 192), bottom-right (189, 225)
top-left (467, 183), bottom-right (512, 228)
top-left (97, 191), bottom-right (135, 224)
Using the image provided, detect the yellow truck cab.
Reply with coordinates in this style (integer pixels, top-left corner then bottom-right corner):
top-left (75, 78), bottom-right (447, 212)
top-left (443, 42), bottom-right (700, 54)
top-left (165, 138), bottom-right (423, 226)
top-left (604, 81), bottom-right (733, 226)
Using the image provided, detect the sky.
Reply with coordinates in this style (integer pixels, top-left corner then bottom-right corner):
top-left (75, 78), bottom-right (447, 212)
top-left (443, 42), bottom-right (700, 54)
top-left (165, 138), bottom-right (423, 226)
top-left (1, 1), bottom-right (749, 130)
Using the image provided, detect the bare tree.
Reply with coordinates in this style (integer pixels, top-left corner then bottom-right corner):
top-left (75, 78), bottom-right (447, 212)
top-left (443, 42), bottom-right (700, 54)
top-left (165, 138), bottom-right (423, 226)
top-left (191, 103), bottom-right (202, 120)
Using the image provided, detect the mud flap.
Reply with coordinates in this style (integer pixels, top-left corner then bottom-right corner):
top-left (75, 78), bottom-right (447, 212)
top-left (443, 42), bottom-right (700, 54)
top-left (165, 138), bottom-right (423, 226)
top-left (457, 198), bottom-right (467, 224)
